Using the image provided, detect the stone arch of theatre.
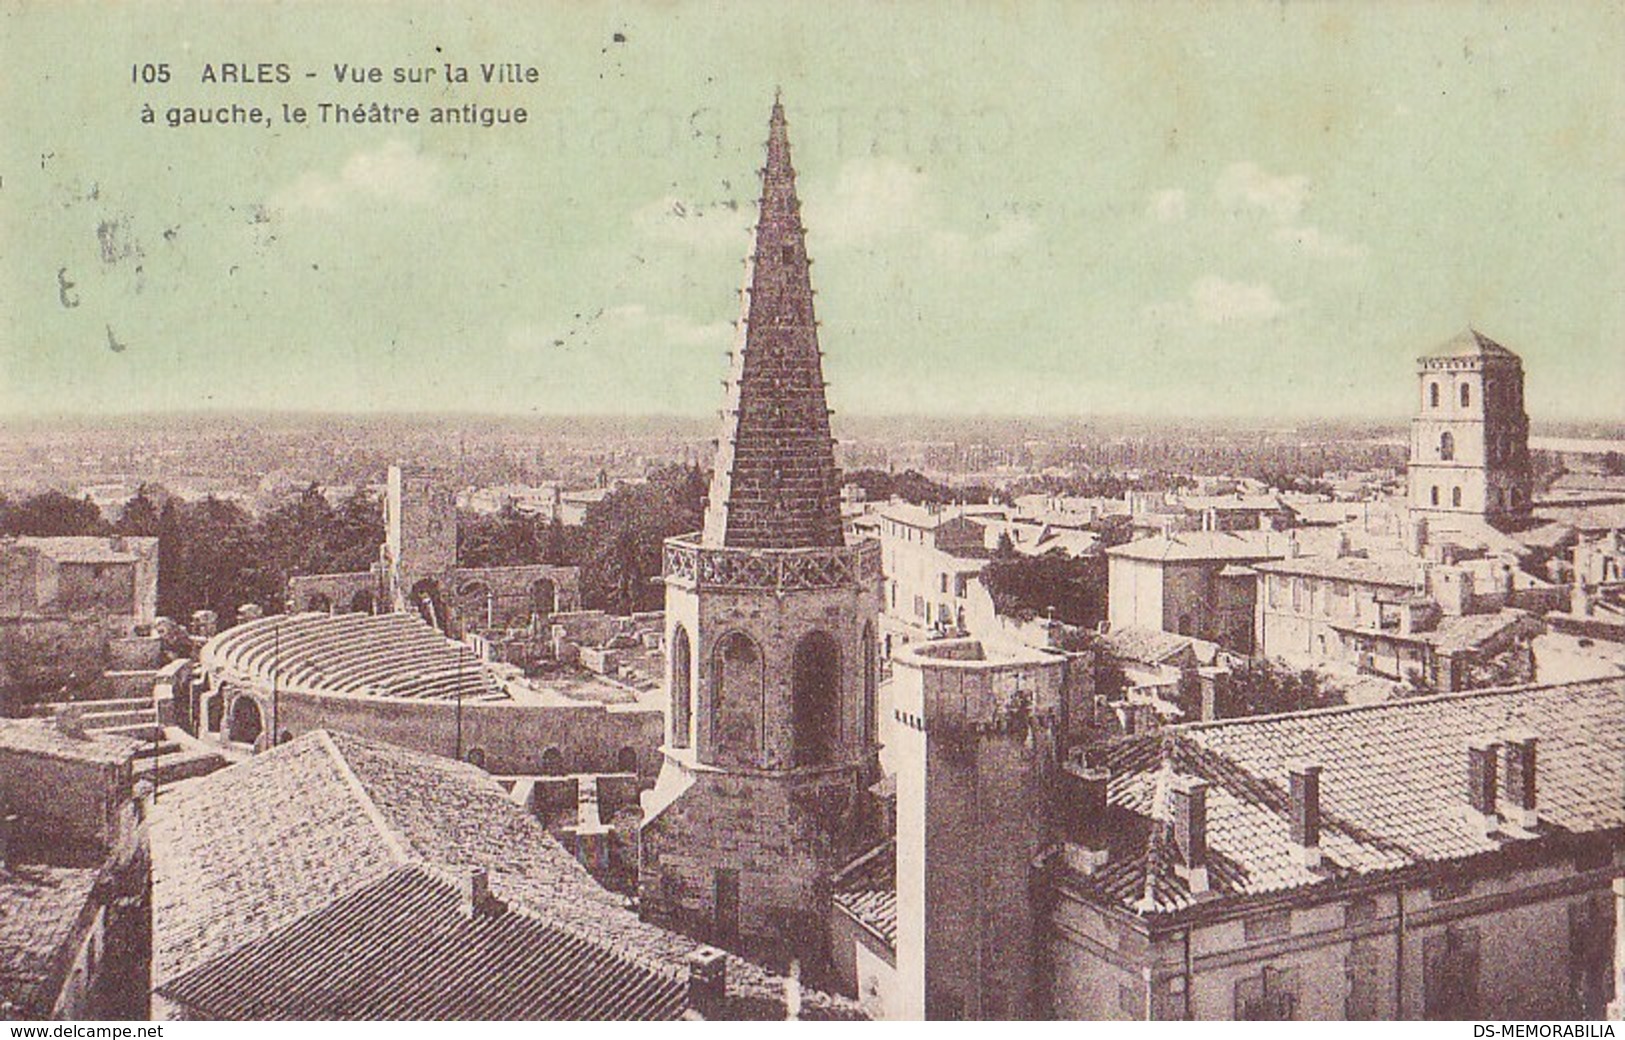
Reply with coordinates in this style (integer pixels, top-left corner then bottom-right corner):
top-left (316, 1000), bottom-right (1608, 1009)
top-left (225, 693), bottom-right (265, 746)
top-left (711, 631), bottom-right (764, 768)
top-left (409, 577), bottom-right (448, 630)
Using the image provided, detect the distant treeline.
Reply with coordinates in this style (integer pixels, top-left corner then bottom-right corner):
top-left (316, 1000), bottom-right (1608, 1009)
top-left (0, 465), bottom-right (711, 626)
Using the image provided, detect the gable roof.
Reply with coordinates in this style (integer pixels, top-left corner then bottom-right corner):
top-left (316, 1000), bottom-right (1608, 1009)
top-left (1061, 678), bottom-right (1624, 924)
top-left (152, 730), bottom-right (862, 1020)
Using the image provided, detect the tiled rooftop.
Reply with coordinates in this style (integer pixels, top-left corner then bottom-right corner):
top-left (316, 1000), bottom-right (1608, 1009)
top-left (1101, 627), bottom-right (1214, 667)
top-left (1061, 677), bottom-right (1624, 921)
top-left (1253, 553), bottom-right (1422, 588)
top-left (0, 864), bottom-right (100, 1016)
top-left (832, 841), bottom-right (897, 949)
top-left (1333, 609), bottom-right (1538, 654)
top-left (1421, 328), bottom-right (1519, 361)
top-left (1108, 530), bottom-right (1295, 564)
top-left (151, 730), bottom-right (862, 1020)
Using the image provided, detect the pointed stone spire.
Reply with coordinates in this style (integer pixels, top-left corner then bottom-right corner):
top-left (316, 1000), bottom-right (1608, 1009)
top-left (702, 97), bottom-right (845, 549)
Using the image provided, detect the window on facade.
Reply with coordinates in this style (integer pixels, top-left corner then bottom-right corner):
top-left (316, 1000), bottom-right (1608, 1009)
top-left (1439, 431), bottom-right (1454, 460)
top-left (1452, 487), bottom-right (1463, 508)
top-left (1431, 486), bottom-right (1440, 506)
top-left (1235, 967), bottom-right (1298, 1021)
top-left (1423, 925), bottom-right (1481, 1019)
top-left (1429, 382), bottom-right (1440, 408)
top-left (1460, 382), bottom-right (1471, 408)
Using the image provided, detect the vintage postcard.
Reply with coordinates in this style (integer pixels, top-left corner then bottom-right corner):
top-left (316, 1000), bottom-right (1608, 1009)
top-left (1, 0), bottom-right (1622, 1026)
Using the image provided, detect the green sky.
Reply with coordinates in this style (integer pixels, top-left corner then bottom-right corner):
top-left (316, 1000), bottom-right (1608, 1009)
top-left (2, 0), bottom-right (1621, 421)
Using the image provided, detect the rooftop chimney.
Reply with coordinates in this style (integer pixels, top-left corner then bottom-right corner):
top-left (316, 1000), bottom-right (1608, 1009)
top-left (1500, 731), bottom-right (1538, 829)
top-left (1168, 774), bottom-right (1209, 894)
top-left (1288, 760), bottom-right (1323, 869)
top-left (1465, 739), bottom-right (1501, 837)
top-left (1059, 759), bottom-right (1111, 873)
top-left (459, 866), bottom-right (491, 918)
top-left (685, 946), bottom-right (728, 1019)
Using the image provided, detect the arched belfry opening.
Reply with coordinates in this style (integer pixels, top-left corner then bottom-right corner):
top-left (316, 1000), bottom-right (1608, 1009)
top-left (712, 632), bottom-right (764, 767)
top-left (671, 625), bottom-right (693, 749)
top-left (792, 631), bottom-right (841, 767)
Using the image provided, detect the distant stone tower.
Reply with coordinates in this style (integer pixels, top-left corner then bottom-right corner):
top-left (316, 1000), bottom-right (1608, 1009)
top-left (384, 464), bottom-right (458, 628)
top-left (1407, 329), bottom-right (1532, 527)
top-left (640, 97), bottom-right (884, 970)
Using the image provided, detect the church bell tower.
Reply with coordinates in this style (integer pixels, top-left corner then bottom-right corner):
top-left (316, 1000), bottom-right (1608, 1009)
top-left (1407, 329), bottom-right (1533, 527)
top-left (639, 97), bottom-right (883, 969)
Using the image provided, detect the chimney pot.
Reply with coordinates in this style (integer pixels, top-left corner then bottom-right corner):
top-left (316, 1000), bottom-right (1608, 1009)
top-left (1288, 760), bottom-right (1323, 868)
top-left (1060, 761), bottom-right (1111, 872)
top-left (459, 866), bottom-right (490, 918)
top-left (1500, 732), bottom-right (1538, 828)
top-left (1169, 774), bottom-right (1209, 893)
top-left (1466, 739), bottom-right (1501, 835)
top-left (686, 946), bottom-right (728, 1018)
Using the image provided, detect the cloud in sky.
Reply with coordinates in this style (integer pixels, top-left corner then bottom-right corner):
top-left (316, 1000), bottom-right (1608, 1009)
top-left (1147, 189), bottom-right (1188, 223)
top-left (1215, 161), bottom-right (1311, 222)
top-left (1189, 275), bottom-right (1287, 325)
top-left (272, 140), bottom-right (441, 213)
top-left (803, 156), bottom-right (933, 247)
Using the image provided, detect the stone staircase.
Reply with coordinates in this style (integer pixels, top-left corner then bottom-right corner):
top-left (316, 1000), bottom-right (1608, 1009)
top-left (36, 696), bottom-right (227, 789)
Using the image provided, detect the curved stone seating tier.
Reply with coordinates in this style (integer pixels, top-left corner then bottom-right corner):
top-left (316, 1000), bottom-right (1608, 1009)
top-left (201, 613), bottom-right (507, 703)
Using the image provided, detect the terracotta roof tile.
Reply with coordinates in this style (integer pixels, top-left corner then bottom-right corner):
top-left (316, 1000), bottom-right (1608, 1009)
top-left (1065, 678), bottom-right (1624, 918)
top-left (0, 865), bottom-right (99, 1015)
top-left (151, 730), bottom-right (864, 1020)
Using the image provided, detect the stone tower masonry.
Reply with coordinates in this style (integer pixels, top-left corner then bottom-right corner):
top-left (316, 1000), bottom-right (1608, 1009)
top-left (384, 463), bottom-right (459, 628)
top-left (1407, 329), bottom-right (1533, 527)
top-left (639, 97), bottom-right (884, 972)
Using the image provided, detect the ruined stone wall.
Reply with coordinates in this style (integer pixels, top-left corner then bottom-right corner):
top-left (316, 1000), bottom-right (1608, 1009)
top-left (254, 685), bottom-right (662, 782)
top-left (0, 743), bottom-right (130, 851)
